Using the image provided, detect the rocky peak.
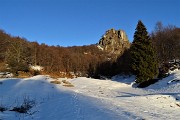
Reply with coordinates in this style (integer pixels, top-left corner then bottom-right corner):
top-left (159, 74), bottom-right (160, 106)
top-left (98, 28), bottom-right (130, 55)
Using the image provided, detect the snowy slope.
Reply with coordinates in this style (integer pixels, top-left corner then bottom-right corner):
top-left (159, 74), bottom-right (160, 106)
top-left (0, 70), bottom-right (180, 120)
top-left (0, 76), bottom-right (127, 120)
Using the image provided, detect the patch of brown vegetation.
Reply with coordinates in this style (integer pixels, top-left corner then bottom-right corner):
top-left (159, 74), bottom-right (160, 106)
top-left (50, 80), bottom-right (61, 84)
top-left (17, 71), bottom-right (32, 78)
top-left (41, 71), bottom-right (74, 79)
top-left (176, 103), bottom-right (180, 107)
top-left (63, 84), bottom-right (74, 87)
top-left (62, 80), bottom-right (74, 87)
top-left (0, 62), bottom-right (7, 72)
top-left (62, 80), bottom-right (71, 84)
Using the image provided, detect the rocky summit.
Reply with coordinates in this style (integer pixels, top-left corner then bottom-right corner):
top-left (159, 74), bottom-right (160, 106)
top-left (98, 28), bottom-right (130, 55)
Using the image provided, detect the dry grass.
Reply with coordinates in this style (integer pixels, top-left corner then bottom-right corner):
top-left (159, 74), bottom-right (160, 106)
top-left (176, 103), bottom-right (180, 107)
top-left (50, 80), bottom-right (61, 84)
top-left (62, 80), bottom-right (71, 84)
top-left (62, 80), bottom-right (74, 87)
top-left (0, 62), bottom-right (7, 72)
top-left (17, 71), bottom-right (32, 78)
top-left (50, 79), bottom-right (74, 87)
top-left (41, 72), bottom-right (61, 79)
top-left (41, 71), bottom-right (75, 79)
top-left (63, 84), bottom-right (74, 87)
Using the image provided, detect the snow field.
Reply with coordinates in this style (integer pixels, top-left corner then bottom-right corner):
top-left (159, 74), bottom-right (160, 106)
top-left (0, 70), bottom-right (180, 120)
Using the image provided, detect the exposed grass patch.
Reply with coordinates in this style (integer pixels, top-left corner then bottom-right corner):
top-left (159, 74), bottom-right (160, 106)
top-left (50, 80), bottom-right (61, 84)
top-left (62, 80), bottom-right (71, 84)
top-left (62, 80), bottom-right (74, 87)
top-left (17, 71), bottom-right (32, 78)
top-left (176, 103), bottom-right (180, 107)
top-left (63, 84), bottom-right (74, 87)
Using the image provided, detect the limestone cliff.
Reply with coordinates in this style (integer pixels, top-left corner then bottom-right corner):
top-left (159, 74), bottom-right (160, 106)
top-left (98, 28), bottom-right (130, 55)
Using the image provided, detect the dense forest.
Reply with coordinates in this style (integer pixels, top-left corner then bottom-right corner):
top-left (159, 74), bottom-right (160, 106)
top-left (0, 22), bottom-right (180, 79)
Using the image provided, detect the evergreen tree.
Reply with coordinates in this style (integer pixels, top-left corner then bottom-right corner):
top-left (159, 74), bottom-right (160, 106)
top-left (130, 20), bottom-right (158, 83)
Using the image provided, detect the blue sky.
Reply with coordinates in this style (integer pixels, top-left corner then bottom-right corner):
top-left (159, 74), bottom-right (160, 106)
top-left (0, 0), bottom-right (179, 46)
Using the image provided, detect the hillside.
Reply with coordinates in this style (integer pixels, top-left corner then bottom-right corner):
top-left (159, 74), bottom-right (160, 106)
top-left (1, 25), bottom-right (180, 78)
top-left (0, 28), bottom-right (130, 77)
top-left (0, 69), bottom-right (179, 120)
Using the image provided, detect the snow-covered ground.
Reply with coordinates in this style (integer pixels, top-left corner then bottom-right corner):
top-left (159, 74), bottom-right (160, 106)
top-left (0, 70), bottom-right (180, 120)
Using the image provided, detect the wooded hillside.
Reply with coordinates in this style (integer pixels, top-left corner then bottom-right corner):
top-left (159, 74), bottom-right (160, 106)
top-left (0, 30), bottom-right (111, 77)
top-left (0, 22), bottom-right (180, 78)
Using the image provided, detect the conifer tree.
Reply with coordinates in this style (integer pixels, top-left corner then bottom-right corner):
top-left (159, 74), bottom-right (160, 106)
top-left (130, 20), bottom-right (158, 83)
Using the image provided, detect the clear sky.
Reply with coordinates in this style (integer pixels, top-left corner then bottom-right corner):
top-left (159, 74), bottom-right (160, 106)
top-left (0, 0), bottom-right (179, 46)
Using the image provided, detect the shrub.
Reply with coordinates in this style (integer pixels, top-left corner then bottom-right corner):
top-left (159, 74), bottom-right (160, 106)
top-left (10, 96), bottom-right (36, 114)
top-left (30, 70), bottom-right (40, 76)
top-left (0, 106), bottom-right (7, 112)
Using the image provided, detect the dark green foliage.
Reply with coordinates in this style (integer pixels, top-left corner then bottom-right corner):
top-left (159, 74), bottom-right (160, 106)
top-left (115, 49), bottom-right (132, 75)
top-left (88, 49), bottom-right (133, 78)
top-left (90, 61), bottom-right (114, 78)
top-left (158, 63), bottom-right (170, 79)
top-left (87, 63), bottom-right (95, 77)
top-left (130, 20), bottom-right (158, 83)
top-left (8, 60), bottom-right (29, 74)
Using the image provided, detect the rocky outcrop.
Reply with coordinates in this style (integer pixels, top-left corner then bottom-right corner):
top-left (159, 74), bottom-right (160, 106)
top-left (98, 28), bottom-right (130, 55)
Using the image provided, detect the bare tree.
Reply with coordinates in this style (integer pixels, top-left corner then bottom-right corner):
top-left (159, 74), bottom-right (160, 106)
top-left (151, 22), bottom-right (180, 63)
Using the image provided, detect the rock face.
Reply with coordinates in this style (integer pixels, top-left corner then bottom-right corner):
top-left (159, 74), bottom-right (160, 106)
top-left (98, 28), bottom-right (130, 55)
